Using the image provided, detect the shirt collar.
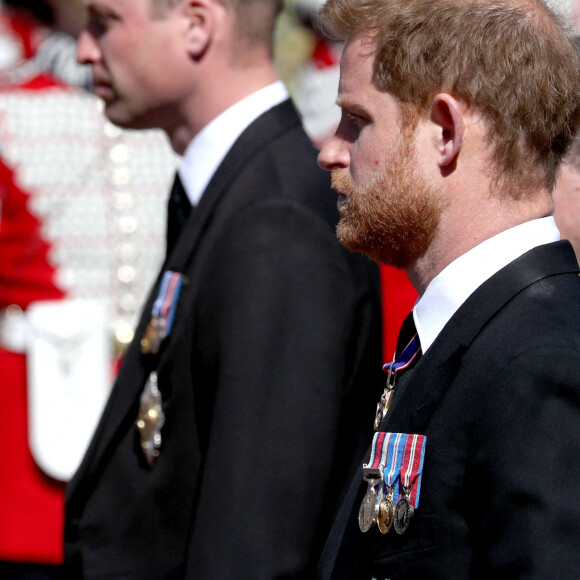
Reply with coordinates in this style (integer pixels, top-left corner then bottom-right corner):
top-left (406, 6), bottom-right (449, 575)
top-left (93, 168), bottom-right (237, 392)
top-left (178, 81), bottom-right (289, 206)
top-left (413, 216), bottom-right (561, 353)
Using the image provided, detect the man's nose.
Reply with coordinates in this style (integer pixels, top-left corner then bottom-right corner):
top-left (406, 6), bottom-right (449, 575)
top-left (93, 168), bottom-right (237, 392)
top-left (76, 29), bottom-right (99, 65)
top-left (318, 134), bottom-right (349, 172)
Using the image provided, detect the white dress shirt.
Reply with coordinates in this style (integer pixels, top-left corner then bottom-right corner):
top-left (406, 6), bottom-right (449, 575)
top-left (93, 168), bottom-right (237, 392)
top-left (414, 217), bottom-right (561, 353)
top-left (178, 81), bottom-right (289, 206)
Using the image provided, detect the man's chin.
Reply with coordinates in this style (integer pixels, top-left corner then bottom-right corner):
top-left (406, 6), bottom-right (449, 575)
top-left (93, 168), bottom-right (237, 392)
top-left (99, 101), bottom-right (128, 127)
top-left (336, 224), bottom-right (411, 269)
top-left (102, 104), bottom-right (147, 131)
top-left (336, 224), bottom-right (376, 260)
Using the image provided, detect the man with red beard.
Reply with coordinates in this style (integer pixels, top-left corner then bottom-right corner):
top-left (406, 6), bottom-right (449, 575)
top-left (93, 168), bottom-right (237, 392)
top-left (316, 0), bottom-right (580, 578)
top-left (553, 128), bottom-right (580, 260)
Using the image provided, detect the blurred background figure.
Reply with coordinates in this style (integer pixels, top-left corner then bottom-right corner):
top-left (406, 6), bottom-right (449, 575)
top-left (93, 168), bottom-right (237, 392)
top-left (287, 0), bottom-right (342, 147)
top-left (553, 130), bottom-right (580, 260)
top-left (552, 25), bottom-right (580, 262)
top-left (0, 1), bottom-right (176, 577)
top-left (0, 0), bottom-right (91, 88)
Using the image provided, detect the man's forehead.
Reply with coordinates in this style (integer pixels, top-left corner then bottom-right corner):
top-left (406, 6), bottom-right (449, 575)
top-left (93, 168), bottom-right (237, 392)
top-left (336, 41), bottom-right (384, 108)
top-left (343, 31), bottom-right (376, 63)
top-left (82, 0), bottom-right (137, 9)
top-left (339, 34), bottom-right (375, 81)
top-left (83, 0), bottom-right (107, 8)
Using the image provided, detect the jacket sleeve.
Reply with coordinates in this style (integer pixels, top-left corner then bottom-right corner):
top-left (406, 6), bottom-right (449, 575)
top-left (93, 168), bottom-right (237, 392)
top-left (468, 345), bottom-right (580, 579)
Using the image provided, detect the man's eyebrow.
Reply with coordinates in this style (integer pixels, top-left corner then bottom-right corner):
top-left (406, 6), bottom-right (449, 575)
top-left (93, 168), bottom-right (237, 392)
top-left (85, 1), bottom-right (114, 15)
top-left (336, 96), bottom-right (368, 117)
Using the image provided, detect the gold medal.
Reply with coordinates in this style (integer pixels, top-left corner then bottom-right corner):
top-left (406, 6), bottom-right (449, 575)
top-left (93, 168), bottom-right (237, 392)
top-left (377, 488), bottom-right (395, 534)
top-left (141, 316), bottom-right (161, 355)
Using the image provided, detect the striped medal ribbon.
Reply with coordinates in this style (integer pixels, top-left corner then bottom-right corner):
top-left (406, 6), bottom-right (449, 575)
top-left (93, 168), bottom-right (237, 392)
top-left (377, 432), bottom-right (405, 534)
top-left (394, 434), bottom-right (427, 535)
top-left (141, 271), bottom-right (185, 355)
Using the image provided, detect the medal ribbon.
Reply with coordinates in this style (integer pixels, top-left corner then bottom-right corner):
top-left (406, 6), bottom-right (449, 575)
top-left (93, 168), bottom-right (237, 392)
top-left (152, 271), bottom-right (184, 339)
top-left (369, 431), bottom-right (390, 471)
top-left (398, 434), bottom-right (427, 508)
top-left (383, 333), bottom-right (421, 378)
top-left (380, 432), bottom-right (405, 501)
top-left (364, 432), bottom-right (391, 511)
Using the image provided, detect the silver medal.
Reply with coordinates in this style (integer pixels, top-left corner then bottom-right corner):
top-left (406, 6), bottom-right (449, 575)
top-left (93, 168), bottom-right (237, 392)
top-left (393, 496), bottom-right (414, 535)
top-left (358, 486), bottom-right (379, 533)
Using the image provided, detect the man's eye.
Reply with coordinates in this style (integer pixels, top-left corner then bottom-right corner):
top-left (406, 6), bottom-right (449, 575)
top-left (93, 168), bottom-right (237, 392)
top-left (87, 8), bottom-right (118, 34)
top-left (346, 113), bottom-right (366, 130)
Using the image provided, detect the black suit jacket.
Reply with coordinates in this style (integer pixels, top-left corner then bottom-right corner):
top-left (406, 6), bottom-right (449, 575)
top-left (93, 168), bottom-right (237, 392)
top-left (64, 100), bottom-right (383, 579)
top-left (318, 240), bottom-right (580, 580)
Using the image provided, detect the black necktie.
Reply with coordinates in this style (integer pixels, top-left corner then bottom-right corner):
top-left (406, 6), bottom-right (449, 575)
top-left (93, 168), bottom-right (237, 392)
top-left (166, 173), bottom-right (192, 257)
top-left (396, 312), bottom-right (418, 352)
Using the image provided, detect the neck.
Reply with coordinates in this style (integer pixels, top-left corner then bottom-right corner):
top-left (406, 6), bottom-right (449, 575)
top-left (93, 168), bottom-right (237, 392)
top-left (166, 59), bottom-right (280, 155)
top-left (407, 189), bottom-right (554, 295)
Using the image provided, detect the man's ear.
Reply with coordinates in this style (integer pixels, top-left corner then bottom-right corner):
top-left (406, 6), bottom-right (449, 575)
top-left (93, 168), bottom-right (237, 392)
top-left (430, 93), bottom-right (465, 169)
top-left (182, 0), bottom-right (214, 59)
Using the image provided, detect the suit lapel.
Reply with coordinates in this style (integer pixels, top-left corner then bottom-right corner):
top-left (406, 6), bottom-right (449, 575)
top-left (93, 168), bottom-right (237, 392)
top-left (165, 99), bottom-right (302, 272)
top-left (67, 99), bottom-right (302, 502)
top-left (385, 240), bottom-right (579, 434)
top-left (319, 240), bottom-right (579, 579)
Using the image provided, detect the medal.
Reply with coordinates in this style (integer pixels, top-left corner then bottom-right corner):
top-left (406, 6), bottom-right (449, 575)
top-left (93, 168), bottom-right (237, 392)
top-left (374, 334), bottom-right (421, 431)
top-left (136, 371), bottom-right (165, 466)
top-left (374, 386), bottom-right (395, 431)
top-left (359, 432), bottom-right (427, 535)
top-left (141, 271), bottom-right (185, 355)
top-left (394, 493), bottom-right (414, 535)
top-left (394, 434), bottom-right (427, 534)
top-left (141, 316), bottom-right (162, 355)
top-left (377, 488), bottom-right (395, 534)
top-left (359, 432), bottom-right (389, 532)
top-left (358, 485), bottom-right (379, 533)
top-left (377, 432), bottom-right (404, 534)
top-left (359, 432), bottom-right (404, 533)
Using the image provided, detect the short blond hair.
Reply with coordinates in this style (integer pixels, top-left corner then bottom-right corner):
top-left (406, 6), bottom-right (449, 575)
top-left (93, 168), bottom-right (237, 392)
top-left (152, 0), bottom-right (283, 53)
